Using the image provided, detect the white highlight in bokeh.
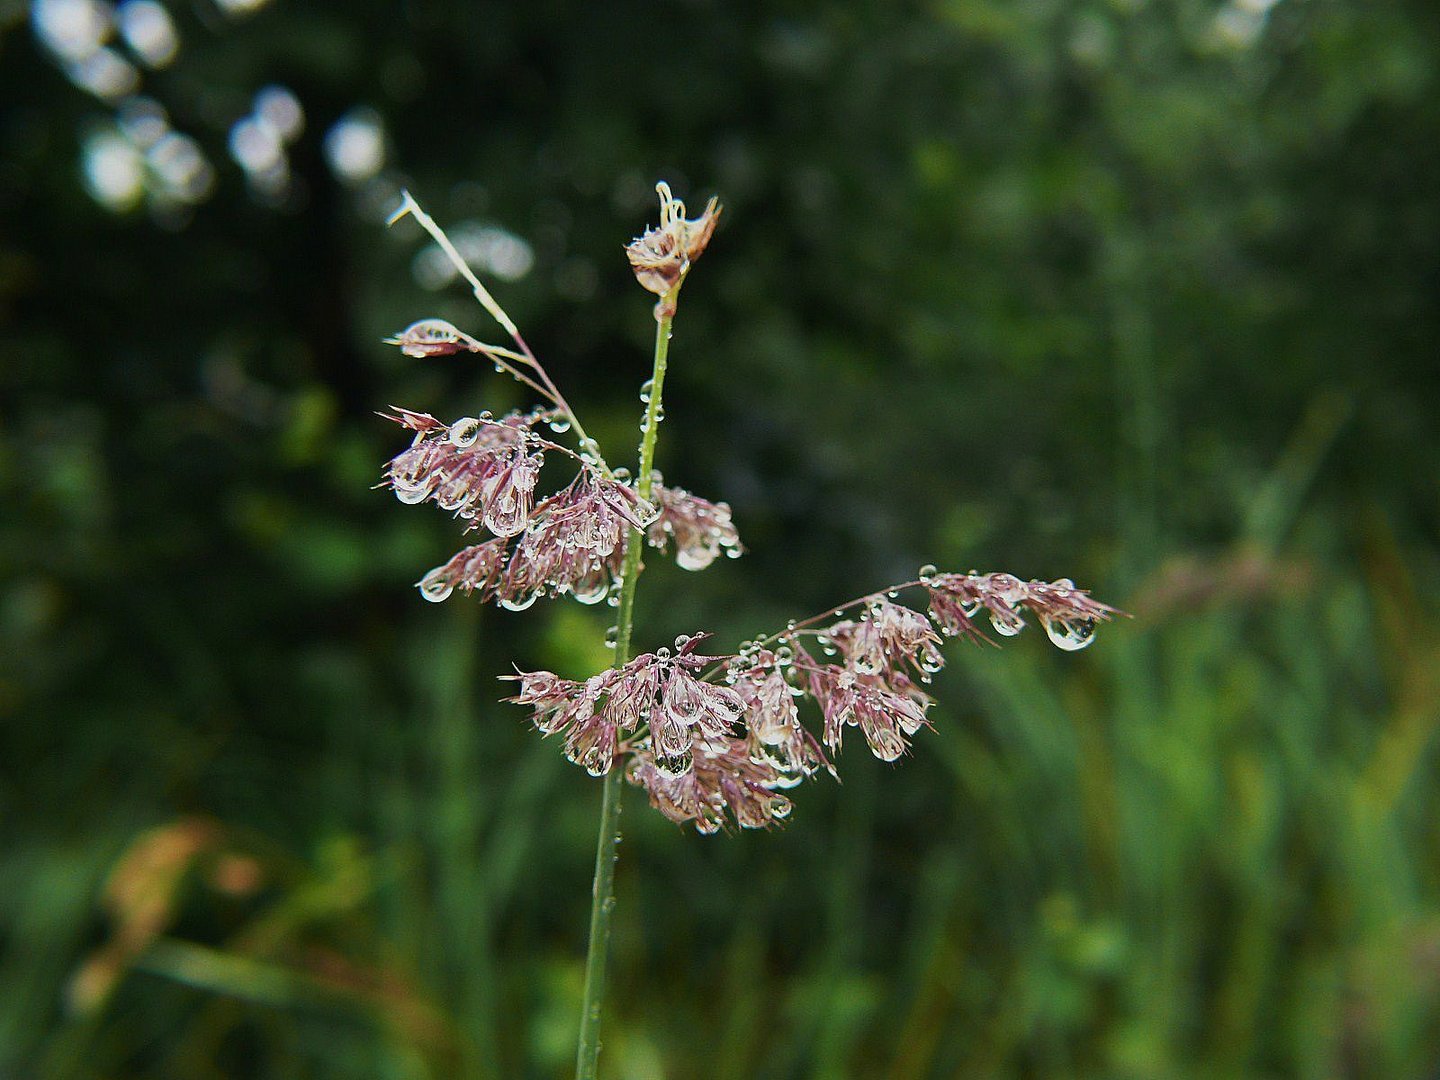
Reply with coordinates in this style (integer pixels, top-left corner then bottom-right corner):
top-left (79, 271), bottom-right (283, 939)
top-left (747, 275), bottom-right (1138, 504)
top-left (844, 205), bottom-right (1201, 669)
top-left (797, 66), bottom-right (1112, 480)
top-left (116, 96), bottom-right (168, 149)
top-left (228, 115), bottom-right (283, 174)
top-left (324, 108), bottom-right (385, 184)
top-left (82, 129), bottom-right (144, 210)
top-left (66, 45), bottom-right (139, 99)
top-left (117, 0), bottom-right (177, 68)
top-left (32, 0), bottom-right (112, 63)
top-left (253, 85), bottom-right (304, 143)
top-left (148, 131), bottom-right (214, 202)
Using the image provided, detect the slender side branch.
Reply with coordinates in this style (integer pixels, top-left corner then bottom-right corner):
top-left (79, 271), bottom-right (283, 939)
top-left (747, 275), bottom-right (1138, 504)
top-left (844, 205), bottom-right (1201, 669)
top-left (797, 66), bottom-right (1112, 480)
top-left (389, 190), bottom-right (520, 340)
top-left (512, 331), bottom-right (602, 469)
top-left (388, 192), bottom-right (604, 465)
top-left (475, 347), bottom-right (558, 404)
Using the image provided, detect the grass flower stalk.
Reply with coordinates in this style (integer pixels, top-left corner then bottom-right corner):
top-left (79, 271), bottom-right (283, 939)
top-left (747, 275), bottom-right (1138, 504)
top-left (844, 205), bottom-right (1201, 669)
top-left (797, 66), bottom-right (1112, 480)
top-left (380, 180), bottom-right (1118, 1079)
top-left (574, 285), bottom-right (678, 1080)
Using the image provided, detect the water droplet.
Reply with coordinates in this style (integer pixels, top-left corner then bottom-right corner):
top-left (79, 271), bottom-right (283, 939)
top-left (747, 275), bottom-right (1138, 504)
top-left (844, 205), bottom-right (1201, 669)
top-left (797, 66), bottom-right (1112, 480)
top-left (1043, 615), bottom-right (1096, 652)
top-left (449, 416), bottom-right (481, 447)
top-left (674, 633), bottom-right (692, 650)
top-left (639, 378), bottom-right (654, 403)
top-left (393, 481), bottom-right (433, 505)
top-left (571, 570), bottom-right (610, 606)
top-left (548, 415), bottom-right (572, 433)
top-left (774, 645), bottom-right (794, 666)
top-left (918, 563), bottom-right (938, 583)
top-left (887, 589), bottom-right (899, 599)
top-left (675, 545), bottom-right (717, 571)
top-left (872, 730), bottom-right (906, 762)
top-left (418, 568), bottom-right (453, 603)
top-left (499, 592), bottom-right (538, 612)
top-left (604, 625), bottom-right (619, 649)
top-left (989, 609), bottom-right (1024, 637)
top-left (655, 647), bottom-right (672, 660)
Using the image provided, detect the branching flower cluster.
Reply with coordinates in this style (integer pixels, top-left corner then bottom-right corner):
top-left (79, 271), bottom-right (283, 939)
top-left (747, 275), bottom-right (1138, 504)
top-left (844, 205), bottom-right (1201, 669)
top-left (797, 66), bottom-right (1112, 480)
top-left (383, 405), bottom-right (743, 608)
top-left (383, 406), bottom-right (655, 607)
top-left (508, 570), bottom-right (1118, 832)
top-left (380, 183), bottom-right (1121, 836)
top-left (381, 182), bottom-right (1122, 1077)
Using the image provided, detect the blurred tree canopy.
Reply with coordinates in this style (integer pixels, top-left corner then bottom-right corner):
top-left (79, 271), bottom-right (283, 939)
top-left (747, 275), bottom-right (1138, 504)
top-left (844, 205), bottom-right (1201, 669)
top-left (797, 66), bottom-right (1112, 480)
top-left (2, 0), bottom-right (1438, 1076)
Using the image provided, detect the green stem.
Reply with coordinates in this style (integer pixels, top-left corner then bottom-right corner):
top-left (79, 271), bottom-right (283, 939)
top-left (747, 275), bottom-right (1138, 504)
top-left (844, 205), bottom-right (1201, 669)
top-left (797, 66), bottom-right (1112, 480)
top-left (573, 289), bottom-right (678, 1080)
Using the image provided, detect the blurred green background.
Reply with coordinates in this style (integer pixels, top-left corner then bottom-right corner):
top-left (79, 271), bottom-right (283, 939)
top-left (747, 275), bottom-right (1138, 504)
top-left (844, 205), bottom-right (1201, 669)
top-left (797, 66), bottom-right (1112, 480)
top-left (3, 0), bottom-right (1439, 1076)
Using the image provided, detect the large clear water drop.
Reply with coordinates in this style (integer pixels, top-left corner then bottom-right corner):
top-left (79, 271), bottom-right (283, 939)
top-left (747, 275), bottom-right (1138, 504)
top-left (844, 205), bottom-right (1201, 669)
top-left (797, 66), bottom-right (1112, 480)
top-left (418, 569), bottom-right (453, 603)
top-left (989, 609), bottom-right (1024, 637)
top-left (1043, 615), bottom-right (1096, 652)
top-left (571, 569), bottom-right (609, 606)
top-left (449, 417), bottom-right (481, 447)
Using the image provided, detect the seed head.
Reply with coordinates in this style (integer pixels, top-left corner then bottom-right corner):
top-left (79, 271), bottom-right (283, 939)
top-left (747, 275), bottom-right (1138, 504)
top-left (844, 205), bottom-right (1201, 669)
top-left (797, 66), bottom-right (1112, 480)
top-left (647, 481), bottom-right (742, 571)
top-left (625, 182), bottom-right (722, 296)
top-left (498, 472), bottom-right (646, 607)
top-left (384, 319), bottom-right (482, 358)
top-left (382, 408), bottom-right (544, 537)
top-left (925, 571), bottom-right (1119, 650)
top-left (504, 567), bottom-right (1119, 831)
top-left (628, 736), bottom-right (792, 834)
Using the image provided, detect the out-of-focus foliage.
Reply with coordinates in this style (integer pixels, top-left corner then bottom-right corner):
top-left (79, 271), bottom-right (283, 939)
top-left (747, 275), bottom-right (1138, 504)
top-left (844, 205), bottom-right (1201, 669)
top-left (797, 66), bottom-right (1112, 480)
top-left (2, 0), bottom-right (1438, 1075)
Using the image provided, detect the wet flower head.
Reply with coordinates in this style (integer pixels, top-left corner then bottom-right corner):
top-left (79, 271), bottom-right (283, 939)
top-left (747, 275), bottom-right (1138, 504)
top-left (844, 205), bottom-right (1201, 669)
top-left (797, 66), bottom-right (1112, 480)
top-left (625, 181), bottom-right (721, 297)
top-left (377, 189), bottom-right (1124, 837)
top-left (505, 569), bottom-right (1123, 833)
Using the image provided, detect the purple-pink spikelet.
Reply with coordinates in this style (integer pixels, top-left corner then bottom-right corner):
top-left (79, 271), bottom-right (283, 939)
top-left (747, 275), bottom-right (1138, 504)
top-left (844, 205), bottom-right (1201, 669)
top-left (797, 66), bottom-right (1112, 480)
top-left (383, 412), bottom-right (735, 608)
top-left (384, 319), bottom-right (485, 358)
top-left (506, 634), bottom-right (747, 785)
top-left (383, 408), bottom-right (544, 537)
top-left (923, 571), bottom-right (1119, 650)
top-left (386, 408), bottom-right (683, 607)
top-left (730, 651), bottom-right (831, 782)
top-left (628, 738), bottom-right (791, 835)
top-left (416, 538), bottom-right (510, 603)
top-left (647, 481), bottom-right (742, 571)
top-left (498, 473), bottom-right (643, 607)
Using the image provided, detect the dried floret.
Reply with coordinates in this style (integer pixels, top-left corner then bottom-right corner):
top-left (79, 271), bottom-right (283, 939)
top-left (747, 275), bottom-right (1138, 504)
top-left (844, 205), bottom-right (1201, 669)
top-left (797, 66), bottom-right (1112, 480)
top-left (625, 182), bottom-right (722, 297)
